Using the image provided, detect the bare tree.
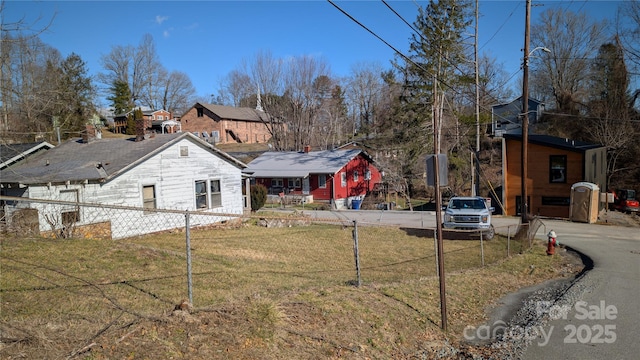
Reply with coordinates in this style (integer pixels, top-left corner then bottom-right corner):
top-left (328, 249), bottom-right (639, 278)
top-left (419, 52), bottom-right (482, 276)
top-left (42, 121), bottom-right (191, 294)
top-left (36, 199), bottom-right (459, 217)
top-left (283, 55), bottom-right (331, 151)
top-left (220, 69), bottom-right (253, 107)
top-left (0, 0), bottom-right (55, 135)
top-left (346, 61), bottom-right (386, 137)
top-left (161, 71), bottom-right (196, 115)
top-left (248, 50), bottom-right (287, 150)
top-left (141, 66), bottom-right (195, 115)
top-left (617, 0), bottom-right (640, 81)
top-left (99, 34), bottom-right (161, 110)
top-left (530, 8), bottom-right (608, 114)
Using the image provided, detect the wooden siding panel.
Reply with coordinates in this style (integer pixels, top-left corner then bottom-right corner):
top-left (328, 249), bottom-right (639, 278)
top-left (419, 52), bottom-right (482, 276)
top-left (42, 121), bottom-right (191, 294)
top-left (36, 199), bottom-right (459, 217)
top-left (505, 138), bottom-right (595, 218)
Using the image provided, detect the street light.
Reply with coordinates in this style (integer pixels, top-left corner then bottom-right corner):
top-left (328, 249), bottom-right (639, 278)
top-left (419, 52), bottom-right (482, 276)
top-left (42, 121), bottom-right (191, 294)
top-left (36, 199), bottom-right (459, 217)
top-left (521, 0), bottom-right (551, 224)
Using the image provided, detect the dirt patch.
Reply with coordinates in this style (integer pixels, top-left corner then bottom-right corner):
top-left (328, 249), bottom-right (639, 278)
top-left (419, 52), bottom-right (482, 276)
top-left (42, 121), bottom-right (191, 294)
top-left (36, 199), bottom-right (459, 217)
top-left (597, 210), bottom-right (640, 227)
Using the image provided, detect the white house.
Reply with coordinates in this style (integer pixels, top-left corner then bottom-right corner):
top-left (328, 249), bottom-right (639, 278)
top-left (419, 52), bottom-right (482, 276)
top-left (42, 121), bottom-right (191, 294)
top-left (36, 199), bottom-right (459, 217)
top-left (0, 132), bottom-right (248, 239)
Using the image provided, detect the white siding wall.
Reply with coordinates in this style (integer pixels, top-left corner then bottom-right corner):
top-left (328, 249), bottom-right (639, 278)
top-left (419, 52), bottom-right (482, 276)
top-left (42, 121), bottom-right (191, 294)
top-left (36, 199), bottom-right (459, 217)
top-left (8, 138), bottom-right (244, 239)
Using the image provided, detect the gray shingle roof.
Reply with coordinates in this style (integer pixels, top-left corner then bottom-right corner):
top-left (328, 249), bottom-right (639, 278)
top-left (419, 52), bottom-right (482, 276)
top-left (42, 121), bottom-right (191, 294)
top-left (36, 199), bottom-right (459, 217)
top-left (200, 103), bottom-right (269, 122)
top-left (243, 149), bottom-right (365, 178)
top-left (0, 133), bottom-right (245, 185)
top-left (0, 141), bottom-right (54, 169)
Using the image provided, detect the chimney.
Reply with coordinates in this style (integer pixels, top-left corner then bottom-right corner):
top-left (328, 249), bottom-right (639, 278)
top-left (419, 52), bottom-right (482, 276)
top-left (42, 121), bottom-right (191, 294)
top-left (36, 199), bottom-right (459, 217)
top-left (303, 145), bottom-right (311, 153)
top-left (135, 117), bottom-right (145, 142)
top-left (82, 125), bottom-right (96, 143)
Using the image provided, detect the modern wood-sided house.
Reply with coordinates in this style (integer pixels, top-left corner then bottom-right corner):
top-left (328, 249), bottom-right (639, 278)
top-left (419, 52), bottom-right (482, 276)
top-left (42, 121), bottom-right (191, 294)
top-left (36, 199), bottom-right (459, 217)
top-left (243, 147), bottom-right (383, 209)
top-left (112, 109), bottom-right (174, 134)
top-left (0, 131), bottom-right (249, 239)
top-left (491, 97), bottom-right (545, 138)
top-left (179, 102), bottom-right (272, 144)
top-left (0, 141), bottom-right (55, 170)
top-left (502, 133), bottom-right (606, 218)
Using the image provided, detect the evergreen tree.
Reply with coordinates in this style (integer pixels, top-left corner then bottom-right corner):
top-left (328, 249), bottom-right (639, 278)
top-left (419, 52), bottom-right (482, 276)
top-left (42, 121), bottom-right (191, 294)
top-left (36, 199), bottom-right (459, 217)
top-left (125, 112), bottom-right (136, 135)
top-left (108, 80), bottom-right (133, 115)
top-left (586, 39), bottom-right (638, 187)
top-left (134, 107), bottom-right (145, 141)
top-left (389, 0), bottom-right (474, 195)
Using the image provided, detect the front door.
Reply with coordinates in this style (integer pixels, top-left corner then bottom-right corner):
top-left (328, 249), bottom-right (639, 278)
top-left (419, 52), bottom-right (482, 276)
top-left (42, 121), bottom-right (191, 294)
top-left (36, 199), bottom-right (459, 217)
top-left (303, 177), bottom-right (310, 195)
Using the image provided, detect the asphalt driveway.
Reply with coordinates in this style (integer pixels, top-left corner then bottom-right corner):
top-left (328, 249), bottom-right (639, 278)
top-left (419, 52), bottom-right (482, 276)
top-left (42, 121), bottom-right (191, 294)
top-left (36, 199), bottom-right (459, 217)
top-left (296, 208), bottom-right (640, 358)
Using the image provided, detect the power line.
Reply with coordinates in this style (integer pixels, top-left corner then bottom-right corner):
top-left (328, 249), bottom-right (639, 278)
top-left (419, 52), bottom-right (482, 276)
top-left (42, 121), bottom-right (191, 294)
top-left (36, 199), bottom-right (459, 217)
top-left (329, 0), bottom-right (522, 127)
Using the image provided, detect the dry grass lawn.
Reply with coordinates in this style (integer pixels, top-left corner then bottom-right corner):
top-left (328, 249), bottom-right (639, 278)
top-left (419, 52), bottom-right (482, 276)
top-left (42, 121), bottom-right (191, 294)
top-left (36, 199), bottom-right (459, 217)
top-left (0, 222), bottom-right (582, 359)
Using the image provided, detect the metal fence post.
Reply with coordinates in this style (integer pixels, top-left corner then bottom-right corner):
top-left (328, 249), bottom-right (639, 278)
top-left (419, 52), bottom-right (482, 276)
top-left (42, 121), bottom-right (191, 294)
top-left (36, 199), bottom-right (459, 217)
top-left (480, 231), bottom-right (485, 267)
top-left (507, 225), bottom-right (512, 257)
top-left (185, 210), bottom-right (193, 305)
top-left (352, 220), bottom-right (361, 287)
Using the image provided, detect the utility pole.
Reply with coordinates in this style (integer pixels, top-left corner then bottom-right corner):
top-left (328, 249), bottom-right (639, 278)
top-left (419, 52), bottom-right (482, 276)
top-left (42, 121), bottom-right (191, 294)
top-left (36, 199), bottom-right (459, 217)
top-left (521, 0), bottom-right (531, 224)
top-left (473, 0), bottom-right (481, 197)
top-left (433, 73), bottom-right (447, 332)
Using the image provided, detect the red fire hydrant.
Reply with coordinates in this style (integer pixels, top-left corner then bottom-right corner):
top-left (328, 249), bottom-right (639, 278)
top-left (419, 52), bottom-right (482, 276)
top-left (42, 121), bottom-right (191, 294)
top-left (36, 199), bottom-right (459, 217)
top-left (546, 230), bottom-right (557, 255)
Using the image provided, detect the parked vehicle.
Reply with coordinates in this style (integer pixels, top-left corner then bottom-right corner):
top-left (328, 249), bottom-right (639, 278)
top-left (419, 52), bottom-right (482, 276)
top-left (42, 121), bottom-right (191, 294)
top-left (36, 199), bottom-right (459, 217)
top-left (443, 196), bottom-right (495, 239)
top-left (611, 189), bottom-right (639, 214)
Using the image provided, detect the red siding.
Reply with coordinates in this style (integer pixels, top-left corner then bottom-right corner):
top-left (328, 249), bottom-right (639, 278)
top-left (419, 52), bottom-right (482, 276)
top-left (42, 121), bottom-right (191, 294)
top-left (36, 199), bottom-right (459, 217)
top-left (254, 154), bottom-right (382, 203)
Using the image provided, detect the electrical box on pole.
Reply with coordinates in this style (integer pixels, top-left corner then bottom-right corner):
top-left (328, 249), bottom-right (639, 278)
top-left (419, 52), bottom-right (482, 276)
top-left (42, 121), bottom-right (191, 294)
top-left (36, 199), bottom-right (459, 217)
top-left (426, 154), bottom-right (448, 187)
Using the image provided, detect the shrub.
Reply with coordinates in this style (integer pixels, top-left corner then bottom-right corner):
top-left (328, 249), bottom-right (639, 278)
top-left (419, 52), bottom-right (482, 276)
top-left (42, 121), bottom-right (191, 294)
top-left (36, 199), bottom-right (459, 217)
top-left (250, 184), bottom-right (268, 212)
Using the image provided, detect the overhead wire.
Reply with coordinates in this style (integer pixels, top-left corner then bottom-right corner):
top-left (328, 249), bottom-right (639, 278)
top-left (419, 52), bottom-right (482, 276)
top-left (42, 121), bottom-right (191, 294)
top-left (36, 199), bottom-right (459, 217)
top-left (332, 1), bottom-right (631, 131)
top-left (374, 0), bottom-right (522, 125)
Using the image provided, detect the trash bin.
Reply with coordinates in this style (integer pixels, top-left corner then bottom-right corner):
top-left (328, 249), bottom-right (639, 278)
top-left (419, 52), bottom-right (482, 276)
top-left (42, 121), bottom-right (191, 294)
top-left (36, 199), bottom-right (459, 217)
top-left (352, 199), bottom-right (361, 210)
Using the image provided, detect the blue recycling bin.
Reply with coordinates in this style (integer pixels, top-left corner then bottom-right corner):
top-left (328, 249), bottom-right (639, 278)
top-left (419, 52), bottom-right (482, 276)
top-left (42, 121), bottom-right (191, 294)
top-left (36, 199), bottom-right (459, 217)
top-left (352, 199), bottom-right (362, 210)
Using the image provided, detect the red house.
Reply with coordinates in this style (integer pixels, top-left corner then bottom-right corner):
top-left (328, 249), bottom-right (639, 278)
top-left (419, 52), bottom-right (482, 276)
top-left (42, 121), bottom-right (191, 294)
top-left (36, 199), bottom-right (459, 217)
top-left (244, 147), bottom-right (382, 209)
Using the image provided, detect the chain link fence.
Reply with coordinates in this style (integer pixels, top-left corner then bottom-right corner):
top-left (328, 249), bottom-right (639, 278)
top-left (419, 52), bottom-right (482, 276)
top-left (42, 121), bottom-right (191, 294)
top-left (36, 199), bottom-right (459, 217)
top-left (2, 195), bottom-right (542, 300)
top-left (1, 196), bottom-right (545, 357)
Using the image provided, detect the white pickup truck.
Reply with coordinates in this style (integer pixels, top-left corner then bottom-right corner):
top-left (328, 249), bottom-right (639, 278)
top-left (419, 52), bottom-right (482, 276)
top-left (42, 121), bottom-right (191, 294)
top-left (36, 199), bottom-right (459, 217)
top-left (442, 196), bottom-right (495, 239)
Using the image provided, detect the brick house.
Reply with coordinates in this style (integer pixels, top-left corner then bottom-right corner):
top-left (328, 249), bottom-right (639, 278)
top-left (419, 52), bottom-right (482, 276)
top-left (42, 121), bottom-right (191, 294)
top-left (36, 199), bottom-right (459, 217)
top-left (502, 134), bottom-right (606, 218)
top-left (179, 103), bottom-right (272, 144)
top-left (112, 109), bottom-right (174, 134)
top-left (244, 147), bottom-right (383, 209)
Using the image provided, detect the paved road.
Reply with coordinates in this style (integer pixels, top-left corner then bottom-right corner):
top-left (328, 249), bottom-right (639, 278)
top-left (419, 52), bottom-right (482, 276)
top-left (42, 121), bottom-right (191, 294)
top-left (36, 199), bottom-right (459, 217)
top-left (290, 209), bottom-right (640, 358)
top-left (522, 218), bottom-right (640, 359)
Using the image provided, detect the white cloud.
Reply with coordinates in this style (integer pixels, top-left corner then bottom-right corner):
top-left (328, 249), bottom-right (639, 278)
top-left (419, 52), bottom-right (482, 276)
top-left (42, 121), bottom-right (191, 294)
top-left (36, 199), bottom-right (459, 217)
top-left (156, 15), bottom-right (169, 25)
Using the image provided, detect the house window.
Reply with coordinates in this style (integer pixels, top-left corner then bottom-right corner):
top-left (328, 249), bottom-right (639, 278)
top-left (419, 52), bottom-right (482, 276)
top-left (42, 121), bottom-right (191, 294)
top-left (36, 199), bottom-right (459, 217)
top-left (272, 179), bottom-right (283, 188)
top-left (195, 180), bottom-right (208, 209)
top-left (180, 146), bottom-right (189, 157)
top-left (143, 185), bottom-right (156, 212)
top-left (319, 175), bottom-right (327, 188)
top-left (365, 169), bottom-right (371, 180)
top-left (288, 178), bottom-right (301, 188)
top-left (212, 131), bottom-right (220, 142)
top-left (60, 189), bottom-right (80, 225)
top-left (341, 172), bottom-right (347, 187)
top-left (197, 108), bottom-right (204, 117)
top-left (541, 196), bottom-right (570, 206)
top-left (210, 180), bottom-right (222, 207)
top-left (195, 180), bottom-right (222, 209)
top-left (549, 155), bottom-right (567, 183)
top-left (353, 171), bottom-right (359, 182)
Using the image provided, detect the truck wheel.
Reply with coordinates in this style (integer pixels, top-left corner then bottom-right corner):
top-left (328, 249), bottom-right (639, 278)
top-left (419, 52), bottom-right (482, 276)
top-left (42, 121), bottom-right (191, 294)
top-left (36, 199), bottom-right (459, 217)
top-left (484, 225), bottom-right (495, 240)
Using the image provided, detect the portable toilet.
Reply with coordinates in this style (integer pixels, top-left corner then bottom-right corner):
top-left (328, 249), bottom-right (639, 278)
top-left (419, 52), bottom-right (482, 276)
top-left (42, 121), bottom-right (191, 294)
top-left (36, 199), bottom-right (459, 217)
top-left (569, 182), bottom-right (600, 223)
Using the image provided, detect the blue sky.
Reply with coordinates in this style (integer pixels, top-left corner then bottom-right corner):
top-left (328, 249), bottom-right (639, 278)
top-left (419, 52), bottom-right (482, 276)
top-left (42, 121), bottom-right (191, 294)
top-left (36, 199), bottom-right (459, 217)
top-left (4, 0), bottom-right (624, 106)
